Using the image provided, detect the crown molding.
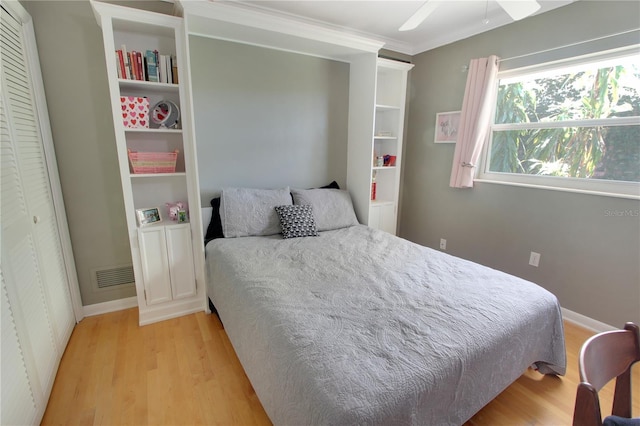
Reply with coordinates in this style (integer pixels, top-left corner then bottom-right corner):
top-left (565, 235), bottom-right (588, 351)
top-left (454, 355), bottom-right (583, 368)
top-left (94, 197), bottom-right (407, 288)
top-left (179, 0), bottom-right (385, 61)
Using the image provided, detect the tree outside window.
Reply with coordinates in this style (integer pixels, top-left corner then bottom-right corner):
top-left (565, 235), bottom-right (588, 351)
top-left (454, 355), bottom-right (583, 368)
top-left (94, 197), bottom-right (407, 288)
top-left (489, 52), bottom-right (640, 184)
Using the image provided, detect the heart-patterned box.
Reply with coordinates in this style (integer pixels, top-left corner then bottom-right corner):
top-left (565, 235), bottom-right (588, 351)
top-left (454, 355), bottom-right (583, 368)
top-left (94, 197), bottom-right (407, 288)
top-left (120, 96), bottom-right (149, 128)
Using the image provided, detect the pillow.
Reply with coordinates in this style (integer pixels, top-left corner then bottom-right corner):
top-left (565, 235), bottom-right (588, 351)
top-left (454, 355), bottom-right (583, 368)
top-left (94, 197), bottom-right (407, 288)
top-left (220, 187), bottom-right (292, 237)
top-left (290, 188), bottom-right (359, 231)
top-left (319, 180), bottom-right (340, 189)
top-left (274, 205), bottom-right (319, 239)
top-left (204, 197), bottom-right (224, 243)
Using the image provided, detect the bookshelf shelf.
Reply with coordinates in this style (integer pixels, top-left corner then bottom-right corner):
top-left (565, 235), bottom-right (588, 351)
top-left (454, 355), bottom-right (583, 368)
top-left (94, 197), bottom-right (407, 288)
top-left (375, 104), bottom-right (401, 111)
top-left (125, 128), bottom-right (183, 134)
top-left (130, 172), bottom-right (187, 178)
top-left (118, 79), bottom-right (179, 91)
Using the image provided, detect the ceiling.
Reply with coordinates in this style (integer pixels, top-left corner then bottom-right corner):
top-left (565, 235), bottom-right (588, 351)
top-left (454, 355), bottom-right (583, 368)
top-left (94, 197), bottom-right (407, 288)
top-left (232, 0), bottom-right (576, 55)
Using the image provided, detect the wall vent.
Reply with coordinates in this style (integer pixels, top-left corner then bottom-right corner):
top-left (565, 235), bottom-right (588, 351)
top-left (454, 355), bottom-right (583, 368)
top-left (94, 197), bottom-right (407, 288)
top-left (95, 265), bottom-right (134, 289)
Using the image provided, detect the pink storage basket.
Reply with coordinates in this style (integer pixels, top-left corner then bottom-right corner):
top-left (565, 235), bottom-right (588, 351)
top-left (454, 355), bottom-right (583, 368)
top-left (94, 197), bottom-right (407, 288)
top-left (128, 149), bottom-right (178, 174)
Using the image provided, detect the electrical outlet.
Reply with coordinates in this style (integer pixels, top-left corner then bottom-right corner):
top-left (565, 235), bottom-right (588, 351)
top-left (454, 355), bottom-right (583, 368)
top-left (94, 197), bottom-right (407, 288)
top-left (529, 251), bottom-right (541, 267)
top-left (439, 238), bottom-right (447, 250)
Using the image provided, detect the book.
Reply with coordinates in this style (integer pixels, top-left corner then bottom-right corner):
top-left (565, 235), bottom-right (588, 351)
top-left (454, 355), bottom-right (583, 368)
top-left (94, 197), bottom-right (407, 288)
top-left (165, 55), bottom-right (172, 84)
top-left (171, 55), bottom-right (178, 84)
top-left (154, 50), bottom-right (159, 79)
top-left (136, 52), bottom-right (144, 81)
top-left (115, 51), bottom-right (122, 79)
top-left (121, 44), bottom-right (131, 79)
top-left (145, 50), bottom-right (158, 82)
top-left (117, 50), bottom-right (125, 79)
top-left (131, 50), bottom-right (138, 80)
top-left (159, 54), bottom-right (168, 84)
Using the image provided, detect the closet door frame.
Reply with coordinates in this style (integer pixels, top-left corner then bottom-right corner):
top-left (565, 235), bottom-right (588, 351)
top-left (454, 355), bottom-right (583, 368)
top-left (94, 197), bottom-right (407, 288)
top-left (3, 0), bottom-right (83, 322)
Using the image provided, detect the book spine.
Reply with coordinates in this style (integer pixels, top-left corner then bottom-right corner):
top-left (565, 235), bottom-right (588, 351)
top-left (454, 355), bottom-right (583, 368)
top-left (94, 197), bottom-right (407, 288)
top-left (143, 56), bottom-right (148, 81)
top-left (165, 55), bottom-right (172, 84)
top-left (121, 44), bottom-right (131, 80)
top-left (131, 50), bottom-right (138, 80)
top-left (136, 52), bottom-right (144, 81)
top-left (115, 51), bottom-right (122, 79)
top-left (117, 50), bottom-right (125, 79)
top-left (145, 50), bottom-right (158, 82)
top-left (171, 54), bottom-right (178, 84)
top-left (159, 54), bottom-right (167, 84)
top-left (128, 52), bottom-right (135, 80)
top-left (155, 50), bottom-right (162, 83)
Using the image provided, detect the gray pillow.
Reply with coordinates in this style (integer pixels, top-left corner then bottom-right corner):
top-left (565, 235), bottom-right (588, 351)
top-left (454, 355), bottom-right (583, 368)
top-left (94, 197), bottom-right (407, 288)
top-left (290, 188), bottom-right (359, 231)
top-left (220, 187), bottom-right (292, 237)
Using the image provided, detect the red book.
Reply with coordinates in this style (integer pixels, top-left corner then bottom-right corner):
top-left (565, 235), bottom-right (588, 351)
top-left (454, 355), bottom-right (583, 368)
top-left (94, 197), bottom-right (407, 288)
top-left (136, 52), bottom-right (145, 81)
top-left (131, 51), bottom-right (139, 80)
top-left (116, 50), bottom-right (126, 79)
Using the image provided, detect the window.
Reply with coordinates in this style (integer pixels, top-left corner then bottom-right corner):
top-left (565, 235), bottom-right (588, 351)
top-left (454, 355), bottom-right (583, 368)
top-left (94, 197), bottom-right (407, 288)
top-left (479, 47), bottom-right (640, 198)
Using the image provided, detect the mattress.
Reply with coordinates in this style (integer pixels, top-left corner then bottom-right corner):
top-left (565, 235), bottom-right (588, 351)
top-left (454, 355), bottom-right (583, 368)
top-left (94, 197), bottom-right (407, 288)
top-left (205, 225), bottom-right (566, 425)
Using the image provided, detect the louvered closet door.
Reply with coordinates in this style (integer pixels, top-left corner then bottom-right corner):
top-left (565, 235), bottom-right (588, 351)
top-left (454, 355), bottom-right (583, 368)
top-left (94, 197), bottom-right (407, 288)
top-left (0, 83), bottom-right (54, 426)
top-left (1, 269), bottom-right (38, 425)
top-left (1, 5), bottom-right (75, 422)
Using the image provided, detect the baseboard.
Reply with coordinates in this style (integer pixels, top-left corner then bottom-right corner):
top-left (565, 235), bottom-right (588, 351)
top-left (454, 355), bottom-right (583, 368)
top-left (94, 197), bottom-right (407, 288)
top-left (561, 307), bottom-right (616, 333)
top-left (83, 296), bottom-right (138, 317)
top-left (82, 299), bottom-right (615, 332)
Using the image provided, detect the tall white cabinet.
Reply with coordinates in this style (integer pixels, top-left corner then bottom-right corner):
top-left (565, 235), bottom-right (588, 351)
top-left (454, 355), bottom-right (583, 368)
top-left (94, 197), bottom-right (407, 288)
top-left (92, 1), bottom-right (205, 326)
top-left (369, 59), bottom-right (413, 234)
top-left (348, 58), bottom-right (413, 235)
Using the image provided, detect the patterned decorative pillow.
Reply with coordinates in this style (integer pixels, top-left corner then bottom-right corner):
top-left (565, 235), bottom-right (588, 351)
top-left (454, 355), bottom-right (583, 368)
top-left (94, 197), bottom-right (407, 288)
top-left (274, 204), bottom-right (319, 239)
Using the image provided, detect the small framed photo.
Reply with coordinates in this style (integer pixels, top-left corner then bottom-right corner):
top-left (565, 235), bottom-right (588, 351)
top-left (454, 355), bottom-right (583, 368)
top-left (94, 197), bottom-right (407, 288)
top-left (434, 111), bottom-right (461, 144)
top-left (136, 207), bottom-right (162, 226)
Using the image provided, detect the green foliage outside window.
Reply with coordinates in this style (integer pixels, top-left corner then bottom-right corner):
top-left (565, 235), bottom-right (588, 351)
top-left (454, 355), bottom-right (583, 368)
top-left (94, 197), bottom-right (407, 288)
top-left (490, 56), bottom-right (640, 183)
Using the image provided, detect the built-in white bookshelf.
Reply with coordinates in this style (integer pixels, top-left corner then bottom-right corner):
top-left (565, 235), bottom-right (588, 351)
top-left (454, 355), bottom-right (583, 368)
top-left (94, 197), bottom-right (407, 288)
top-left (92, 1), bottom-right (205, 325)
top-left (368, 58), bottom-right (414, 235)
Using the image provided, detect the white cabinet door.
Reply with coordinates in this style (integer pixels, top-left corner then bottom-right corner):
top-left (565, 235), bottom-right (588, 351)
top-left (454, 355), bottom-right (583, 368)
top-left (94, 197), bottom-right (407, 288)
top-left (138, 227), bottom-right (172, 305)
top-left (369, 204), bottom-right (381, 230)
top-left (165, 224), bottom-right (196, 300)
top-left (138, 224), bottom-right (196, 305)
top-left (379, 204), bottom-right (397, 234)
top-left (370, 204), bottom-right (397, 235)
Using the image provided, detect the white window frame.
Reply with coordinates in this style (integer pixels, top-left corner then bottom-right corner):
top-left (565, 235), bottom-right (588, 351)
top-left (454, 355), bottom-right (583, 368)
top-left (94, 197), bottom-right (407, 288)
top-left (477, 45), bottom-right (640, 200)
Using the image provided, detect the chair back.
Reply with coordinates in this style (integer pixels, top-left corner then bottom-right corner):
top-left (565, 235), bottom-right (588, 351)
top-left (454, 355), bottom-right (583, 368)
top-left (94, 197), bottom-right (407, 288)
top-left (573, 322), bottom-right (640, 426)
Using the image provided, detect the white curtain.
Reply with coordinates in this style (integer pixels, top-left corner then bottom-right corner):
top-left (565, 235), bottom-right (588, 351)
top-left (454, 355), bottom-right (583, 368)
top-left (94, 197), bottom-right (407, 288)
top-left (449, 55), bottom-right (500, 188)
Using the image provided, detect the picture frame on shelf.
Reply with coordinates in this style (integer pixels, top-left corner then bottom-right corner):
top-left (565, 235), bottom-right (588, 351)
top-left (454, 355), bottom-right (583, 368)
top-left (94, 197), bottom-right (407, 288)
top-left (434, 111), bottom-right (460, 144)
top-left (136, 207), bottom-right (162, 226)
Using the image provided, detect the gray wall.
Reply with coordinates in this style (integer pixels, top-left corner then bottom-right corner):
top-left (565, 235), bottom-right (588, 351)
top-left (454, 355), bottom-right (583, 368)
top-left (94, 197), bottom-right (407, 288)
top-left (401, 1), bottom-right (640, 327)
top-left (23, 0), bottom-right (640, 325)
top-left (190, 37), bottom-right (349, 204)
top-left (23, 1), bottom-right (349, 305)
top-left (22, 1), bottom-right (173, 305)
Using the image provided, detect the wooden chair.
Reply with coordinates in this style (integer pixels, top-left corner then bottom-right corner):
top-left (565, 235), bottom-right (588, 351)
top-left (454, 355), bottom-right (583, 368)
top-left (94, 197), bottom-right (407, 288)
top-left (573, 322), bottom-right (640, 426)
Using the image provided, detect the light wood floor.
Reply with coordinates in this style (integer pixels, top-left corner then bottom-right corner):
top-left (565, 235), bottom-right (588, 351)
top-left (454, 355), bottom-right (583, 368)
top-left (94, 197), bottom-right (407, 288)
top-left (42, 308), bottom-right (639, 425)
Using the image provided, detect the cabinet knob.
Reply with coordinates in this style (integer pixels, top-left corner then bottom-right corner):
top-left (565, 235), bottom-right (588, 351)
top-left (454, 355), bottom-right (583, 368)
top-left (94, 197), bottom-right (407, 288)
top-left (33, 216), bottom-right (40, 224)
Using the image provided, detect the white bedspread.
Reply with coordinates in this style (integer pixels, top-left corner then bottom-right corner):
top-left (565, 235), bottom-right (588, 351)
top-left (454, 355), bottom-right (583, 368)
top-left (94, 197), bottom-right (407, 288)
top-left (206, 225), bottom-right (566, 425)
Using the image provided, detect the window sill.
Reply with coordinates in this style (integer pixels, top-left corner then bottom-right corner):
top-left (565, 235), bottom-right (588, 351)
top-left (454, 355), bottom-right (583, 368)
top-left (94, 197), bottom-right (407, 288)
top-left (474, 178), bottom-right (640, 201)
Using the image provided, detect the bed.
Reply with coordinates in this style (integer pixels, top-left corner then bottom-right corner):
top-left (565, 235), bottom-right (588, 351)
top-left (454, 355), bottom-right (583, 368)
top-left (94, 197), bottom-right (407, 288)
top-left (203, 186), bottom-right (566, 425)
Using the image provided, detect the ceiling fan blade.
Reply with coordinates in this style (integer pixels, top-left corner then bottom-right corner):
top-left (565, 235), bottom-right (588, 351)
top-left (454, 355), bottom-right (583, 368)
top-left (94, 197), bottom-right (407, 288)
top-left (496, 0), bottom-right (541, 20)
top-left (399, 1), bottom-right (440, 32)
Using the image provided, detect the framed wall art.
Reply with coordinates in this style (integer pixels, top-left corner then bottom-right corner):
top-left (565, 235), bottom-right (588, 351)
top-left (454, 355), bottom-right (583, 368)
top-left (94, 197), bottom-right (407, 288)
top-left (434, 111), bottom-right (461, 144)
